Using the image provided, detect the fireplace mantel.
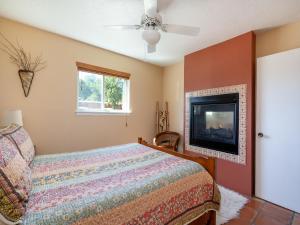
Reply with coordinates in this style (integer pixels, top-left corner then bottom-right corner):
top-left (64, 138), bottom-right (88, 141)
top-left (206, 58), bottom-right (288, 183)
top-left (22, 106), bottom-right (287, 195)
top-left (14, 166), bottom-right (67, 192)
top-left (185, 84), bottom-right (247, 165)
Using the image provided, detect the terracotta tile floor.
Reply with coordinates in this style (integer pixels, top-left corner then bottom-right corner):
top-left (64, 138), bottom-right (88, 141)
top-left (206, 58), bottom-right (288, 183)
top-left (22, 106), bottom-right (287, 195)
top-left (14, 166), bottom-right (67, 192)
top-left (224, 197), bottom-right (300, 225)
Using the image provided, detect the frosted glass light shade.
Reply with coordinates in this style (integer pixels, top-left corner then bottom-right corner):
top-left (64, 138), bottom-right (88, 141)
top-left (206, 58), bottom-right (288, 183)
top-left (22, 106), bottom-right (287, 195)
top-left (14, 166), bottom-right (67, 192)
top-left (3, 110), bottom-right (23, 126)
top-left (142, 29), bottom-right (161, 46)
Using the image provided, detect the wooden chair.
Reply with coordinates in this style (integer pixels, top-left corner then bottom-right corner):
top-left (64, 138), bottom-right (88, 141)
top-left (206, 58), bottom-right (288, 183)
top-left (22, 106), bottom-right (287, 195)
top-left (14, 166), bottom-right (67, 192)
top-left (153, 131), bottom-right (180, 151)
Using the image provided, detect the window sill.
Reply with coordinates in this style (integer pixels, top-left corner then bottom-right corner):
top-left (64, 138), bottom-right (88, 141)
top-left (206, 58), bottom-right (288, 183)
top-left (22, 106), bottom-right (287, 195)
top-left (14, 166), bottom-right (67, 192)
top-left (75, 110), bottom-right (131, 116)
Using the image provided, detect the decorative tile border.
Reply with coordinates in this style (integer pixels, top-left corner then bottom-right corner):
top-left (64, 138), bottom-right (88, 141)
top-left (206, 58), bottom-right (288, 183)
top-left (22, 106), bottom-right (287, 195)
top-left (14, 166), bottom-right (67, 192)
top-left (185, 84), bottom-right (247, 165)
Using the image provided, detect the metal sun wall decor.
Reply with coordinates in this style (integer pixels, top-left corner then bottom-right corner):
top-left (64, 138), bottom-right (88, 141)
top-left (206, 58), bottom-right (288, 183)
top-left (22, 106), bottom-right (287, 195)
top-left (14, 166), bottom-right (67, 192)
top-left (156, 101), bottom-right (169, 134)
top-left (0, 32), bottom-right (46, 97)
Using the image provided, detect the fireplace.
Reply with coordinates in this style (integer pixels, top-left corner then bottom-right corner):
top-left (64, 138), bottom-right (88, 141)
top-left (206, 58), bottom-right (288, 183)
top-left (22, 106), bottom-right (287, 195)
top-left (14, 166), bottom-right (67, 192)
top-left (189, 93), bottom-right (239, 155)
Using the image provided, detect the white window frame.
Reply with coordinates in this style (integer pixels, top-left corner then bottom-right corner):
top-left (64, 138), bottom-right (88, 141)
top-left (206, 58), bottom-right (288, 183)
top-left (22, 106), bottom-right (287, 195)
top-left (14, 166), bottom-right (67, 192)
top-left (76, 70), bottom-right (131, 116)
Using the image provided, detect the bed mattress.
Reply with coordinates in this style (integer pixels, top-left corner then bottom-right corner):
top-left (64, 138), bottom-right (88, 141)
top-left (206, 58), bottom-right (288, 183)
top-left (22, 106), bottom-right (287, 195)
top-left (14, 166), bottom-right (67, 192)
top-left (22, 143), bottom-right (220, 225)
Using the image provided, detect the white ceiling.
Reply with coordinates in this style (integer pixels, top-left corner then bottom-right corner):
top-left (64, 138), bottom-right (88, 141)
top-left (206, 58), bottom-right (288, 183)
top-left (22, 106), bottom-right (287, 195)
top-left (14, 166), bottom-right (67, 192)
top-left (1, 0), bottom-right (300, 66)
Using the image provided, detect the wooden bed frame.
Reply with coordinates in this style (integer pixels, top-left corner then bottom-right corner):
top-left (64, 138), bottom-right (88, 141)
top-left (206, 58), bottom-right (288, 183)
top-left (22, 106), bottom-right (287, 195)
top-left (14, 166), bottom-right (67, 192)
top-left (138, 137), bottom-right (216, 225)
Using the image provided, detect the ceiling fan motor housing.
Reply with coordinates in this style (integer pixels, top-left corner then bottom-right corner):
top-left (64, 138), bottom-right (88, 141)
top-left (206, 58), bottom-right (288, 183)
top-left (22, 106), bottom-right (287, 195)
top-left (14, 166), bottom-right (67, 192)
top-left (141, 14), bottom-right (162, 30)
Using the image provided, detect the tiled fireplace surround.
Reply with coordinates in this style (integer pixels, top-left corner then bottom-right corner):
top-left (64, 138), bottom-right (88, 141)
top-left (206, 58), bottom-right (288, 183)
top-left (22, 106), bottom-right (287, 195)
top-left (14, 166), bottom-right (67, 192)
top-left (185, 84), bottom-right (247, 165)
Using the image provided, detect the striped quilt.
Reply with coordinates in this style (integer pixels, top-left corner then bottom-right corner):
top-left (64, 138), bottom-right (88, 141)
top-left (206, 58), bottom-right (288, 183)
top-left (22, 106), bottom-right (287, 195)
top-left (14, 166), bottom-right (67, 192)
top-left (22, 143), bottom-right (220, 225)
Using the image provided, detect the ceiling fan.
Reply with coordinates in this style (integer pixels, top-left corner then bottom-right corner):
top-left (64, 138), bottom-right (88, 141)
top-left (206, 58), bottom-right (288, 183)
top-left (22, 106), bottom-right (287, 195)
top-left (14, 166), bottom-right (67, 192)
top-left (105, 0), bottom-right (200, 53)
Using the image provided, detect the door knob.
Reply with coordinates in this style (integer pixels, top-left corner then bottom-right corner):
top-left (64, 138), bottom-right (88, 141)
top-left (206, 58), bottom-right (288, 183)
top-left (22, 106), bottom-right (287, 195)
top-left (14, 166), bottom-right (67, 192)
top-left (258, 132), bottom-right (264, 138)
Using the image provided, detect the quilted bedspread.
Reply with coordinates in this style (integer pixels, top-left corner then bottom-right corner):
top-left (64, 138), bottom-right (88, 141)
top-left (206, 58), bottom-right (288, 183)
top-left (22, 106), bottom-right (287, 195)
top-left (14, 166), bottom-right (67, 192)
top-left (22, 143), bottom-right (220, 225)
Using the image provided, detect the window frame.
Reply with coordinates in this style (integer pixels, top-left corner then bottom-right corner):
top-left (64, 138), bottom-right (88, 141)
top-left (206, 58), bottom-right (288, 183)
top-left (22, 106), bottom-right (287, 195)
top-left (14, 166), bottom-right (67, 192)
top-left (75, 62), bottom-right (131, 115)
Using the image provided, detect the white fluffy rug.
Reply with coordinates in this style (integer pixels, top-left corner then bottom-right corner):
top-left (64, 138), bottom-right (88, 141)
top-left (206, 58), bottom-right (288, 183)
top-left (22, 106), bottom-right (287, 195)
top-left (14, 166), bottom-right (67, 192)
top-left (216, 186), bottom-right (249, 225)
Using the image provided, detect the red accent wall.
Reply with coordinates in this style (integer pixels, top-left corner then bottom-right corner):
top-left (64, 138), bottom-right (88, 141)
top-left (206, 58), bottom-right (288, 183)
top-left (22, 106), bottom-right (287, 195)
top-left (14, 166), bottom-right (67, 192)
top-left (184, 32), bottom-right (255, 195)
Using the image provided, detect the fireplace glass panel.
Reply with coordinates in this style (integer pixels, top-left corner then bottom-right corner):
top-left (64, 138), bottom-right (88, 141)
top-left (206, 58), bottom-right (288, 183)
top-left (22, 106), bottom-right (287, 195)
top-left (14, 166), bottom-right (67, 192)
top-left (190, 93), bottom-right (239, 155)
top-left (193, 104), bottom-right (235, 145)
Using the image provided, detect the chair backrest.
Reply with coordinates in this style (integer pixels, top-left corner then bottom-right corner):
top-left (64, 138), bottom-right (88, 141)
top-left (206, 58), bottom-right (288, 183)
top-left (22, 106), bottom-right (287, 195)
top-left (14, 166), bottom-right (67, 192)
top-left (153, 131), bottom-right (180, 151)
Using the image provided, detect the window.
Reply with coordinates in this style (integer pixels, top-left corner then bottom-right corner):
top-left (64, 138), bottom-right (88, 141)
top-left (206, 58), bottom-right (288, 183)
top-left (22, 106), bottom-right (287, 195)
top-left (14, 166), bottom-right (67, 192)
top-left (76, 62), bottom-right (130, 114)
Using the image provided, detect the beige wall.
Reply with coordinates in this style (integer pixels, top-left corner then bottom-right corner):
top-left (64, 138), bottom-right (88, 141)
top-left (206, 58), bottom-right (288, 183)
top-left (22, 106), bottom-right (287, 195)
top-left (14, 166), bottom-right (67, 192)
top-left (256, 20), bottom-right (300, 57)
top-left (162, 61), bottom-right (184, 151)
top-left (0, 18), bottom-right (163, 154)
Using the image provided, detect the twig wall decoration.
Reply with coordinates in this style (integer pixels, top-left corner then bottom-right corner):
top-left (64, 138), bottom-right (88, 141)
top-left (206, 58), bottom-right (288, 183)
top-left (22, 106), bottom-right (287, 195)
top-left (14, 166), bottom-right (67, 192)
top-left (0, 32), bottom-right (46, 97)
top-left (155, 101), bottom-right (169, 134)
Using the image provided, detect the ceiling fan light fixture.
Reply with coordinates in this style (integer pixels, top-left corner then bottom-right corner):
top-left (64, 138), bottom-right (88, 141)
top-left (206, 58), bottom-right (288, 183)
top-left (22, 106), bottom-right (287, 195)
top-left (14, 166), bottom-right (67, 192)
top-left (142, 29), bottom-right (161, 46)
top-left (104, 0), bottom-right (200, 54)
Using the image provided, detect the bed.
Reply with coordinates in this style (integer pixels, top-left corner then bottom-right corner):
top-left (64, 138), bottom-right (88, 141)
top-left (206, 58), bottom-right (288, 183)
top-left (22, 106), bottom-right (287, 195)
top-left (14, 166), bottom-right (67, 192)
top-left (19, 138), bottom-right (220, 225)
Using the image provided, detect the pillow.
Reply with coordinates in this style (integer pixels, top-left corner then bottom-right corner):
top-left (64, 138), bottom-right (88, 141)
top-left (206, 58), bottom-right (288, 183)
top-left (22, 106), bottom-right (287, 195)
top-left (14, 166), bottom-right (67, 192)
top-left (0, 124), bottom-right (35, 165)
top-left (0, 134), bottom-right (32, 223)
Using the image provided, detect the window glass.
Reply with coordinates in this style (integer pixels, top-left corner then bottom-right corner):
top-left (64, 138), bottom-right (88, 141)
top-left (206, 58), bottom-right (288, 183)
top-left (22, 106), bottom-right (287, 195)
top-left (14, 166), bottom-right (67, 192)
top-left (77, 71), bottom-right (129, 113)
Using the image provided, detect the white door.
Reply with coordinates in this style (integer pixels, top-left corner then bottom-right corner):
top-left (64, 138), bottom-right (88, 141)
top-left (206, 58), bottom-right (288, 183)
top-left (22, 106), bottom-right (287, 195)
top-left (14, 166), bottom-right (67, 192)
top-left (256, 48), bottom-right (300, 213)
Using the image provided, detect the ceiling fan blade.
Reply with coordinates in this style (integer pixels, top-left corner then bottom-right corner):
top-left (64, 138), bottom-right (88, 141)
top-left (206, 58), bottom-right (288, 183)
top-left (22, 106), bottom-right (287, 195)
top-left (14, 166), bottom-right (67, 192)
top-left (144, 0), bottom-right (157, 17)
top-left (161, 24), bottom-right (200, 36)
top-left (104, 25), bottom-right (142, 30)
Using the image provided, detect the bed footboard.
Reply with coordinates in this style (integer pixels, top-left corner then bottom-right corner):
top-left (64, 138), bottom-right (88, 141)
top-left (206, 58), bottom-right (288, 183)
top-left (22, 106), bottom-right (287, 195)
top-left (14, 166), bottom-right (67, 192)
top-left (138, 137), bottom-right (215, 178)
top-left (138, 137), bottom-right (217, 225)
